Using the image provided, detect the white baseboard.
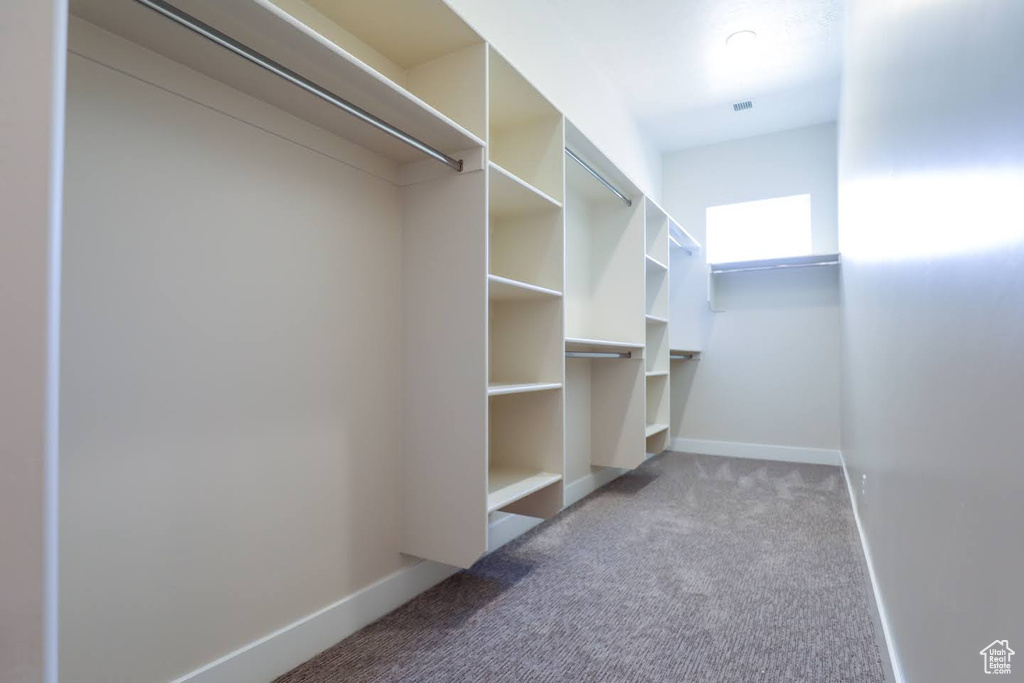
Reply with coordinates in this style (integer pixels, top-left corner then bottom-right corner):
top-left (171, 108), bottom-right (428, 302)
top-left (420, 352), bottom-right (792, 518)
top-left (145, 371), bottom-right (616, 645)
top-left (173, 470), bottom-right (626, 683)
top-left (486, 513), bottom-right (542, 552)
top-left (670, 437), bottom-right (841, 466)
top-left (839, 452), bottom-right (905, 683)
top-left (565, 467), bottom-right (626, 507)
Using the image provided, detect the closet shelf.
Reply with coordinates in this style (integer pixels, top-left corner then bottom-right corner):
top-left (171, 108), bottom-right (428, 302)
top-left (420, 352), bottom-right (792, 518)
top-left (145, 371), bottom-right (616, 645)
top-left (565, 337), bottom-right (644, 355)
top-left (669, 221), bottom-right (701, 254)
top-left (487, 466), bottom-right (562, 513)
top-left (646, 370), bottom-right (668, 378)
top-left (488, 274), bottom-right (562, 300)
top-left (645, 314), bottom-right (668, 324)
top-left (645, 254), bottom-right (668, 271)
top-left (72, 0), bottom-right (484, 167)
top-left (488, 162), bottom-right (562, 218)
top-left (645, 423), bottom-right (669, 438)
top-left (488, 382), bottom-right (562, 397)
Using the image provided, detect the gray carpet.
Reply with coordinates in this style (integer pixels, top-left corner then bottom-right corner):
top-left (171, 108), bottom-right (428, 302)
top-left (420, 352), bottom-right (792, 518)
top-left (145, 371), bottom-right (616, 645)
top-left (275, 452), bottom-right (886, 682)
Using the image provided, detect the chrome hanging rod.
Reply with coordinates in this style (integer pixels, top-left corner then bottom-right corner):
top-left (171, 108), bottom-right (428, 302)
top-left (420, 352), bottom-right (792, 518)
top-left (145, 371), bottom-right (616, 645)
top-left (670, 353), bottom-right (696, 361)
top-left (565, 148), bottom-right (631, 206)
top-left (566, 351), bottom-right (633, 360)
top-left (710, 259), bottom-right (840, 275)
top-left (133, 0), bottom-right (464, 172)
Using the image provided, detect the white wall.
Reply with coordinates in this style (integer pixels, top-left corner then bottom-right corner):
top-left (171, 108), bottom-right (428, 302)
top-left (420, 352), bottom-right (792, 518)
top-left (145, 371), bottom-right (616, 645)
top-left (0, 3), bottom-right (64, 683)
top-left (663, 123), bottom-right (841, 455)
top-left (839, 0), bottom-right (1024, 680)
top-left (444, 0), bottom-right (662, 199)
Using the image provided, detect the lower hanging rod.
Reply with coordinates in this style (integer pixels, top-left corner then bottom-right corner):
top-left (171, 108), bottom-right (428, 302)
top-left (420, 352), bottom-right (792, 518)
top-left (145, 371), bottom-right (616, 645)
top-left (566, 351), bottom-right (633, 360)
top-left (134, 0), bottom-right (464, 172)
top-left (565, 148), bottom-right (632, 207)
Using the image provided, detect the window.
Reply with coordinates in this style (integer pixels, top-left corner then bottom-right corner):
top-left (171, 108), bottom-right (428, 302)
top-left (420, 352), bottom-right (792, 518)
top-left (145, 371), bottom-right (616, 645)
top-left (705, 194), bottom-right (812, 264)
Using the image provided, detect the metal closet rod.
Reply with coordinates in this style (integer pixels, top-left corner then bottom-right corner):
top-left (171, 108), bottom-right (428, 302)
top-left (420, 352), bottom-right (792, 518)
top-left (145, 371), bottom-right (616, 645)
top-left (134, 0), bottom-right (464, 172)
top-left (670, 353), bottom-right (696, 360)
top-left (565, 148), bottom-right (632, 207)
top-left (566, 351), bottom-right (634, 359)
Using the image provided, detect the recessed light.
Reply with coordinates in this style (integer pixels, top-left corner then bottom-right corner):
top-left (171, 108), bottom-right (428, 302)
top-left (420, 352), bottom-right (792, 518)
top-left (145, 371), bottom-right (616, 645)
top-left (726, 30), bottom-right (757, 49)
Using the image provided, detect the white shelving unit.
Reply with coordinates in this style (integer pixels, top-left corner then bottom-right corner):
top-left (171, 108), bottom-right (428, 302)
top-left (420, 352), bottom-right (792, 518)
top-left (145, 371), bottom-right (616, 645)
top-left (64, 0), bottom-right (703, 577)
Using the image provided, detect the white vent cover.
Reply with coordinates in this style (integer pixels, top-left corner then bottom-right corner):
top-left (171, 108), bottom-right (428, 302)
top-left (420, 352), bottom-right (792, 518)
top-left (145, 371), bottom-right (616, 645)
top-left (733, 100), bottom-right (753, 112)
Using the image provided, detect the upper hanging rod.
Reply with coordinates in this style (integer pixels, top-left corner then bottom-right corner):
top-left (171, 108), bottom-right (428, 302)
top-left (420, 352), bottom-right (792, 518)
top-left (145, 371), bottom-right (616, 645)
top-left (565, 148), bottom-right (632, 206)
top-left (566, 351), bottom-right (633, 359)
top-left (709, 259), bottom-right (840, 275)
top-left (133, 0), bottom-right (464, 172)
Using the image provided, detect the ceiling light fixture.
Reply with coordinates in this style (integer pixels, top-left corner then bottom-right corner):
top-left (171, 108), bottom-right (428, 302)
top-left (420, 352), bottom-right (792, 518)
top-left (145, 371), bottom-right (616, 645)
top-left (726, 30), bottom-right (758, 49)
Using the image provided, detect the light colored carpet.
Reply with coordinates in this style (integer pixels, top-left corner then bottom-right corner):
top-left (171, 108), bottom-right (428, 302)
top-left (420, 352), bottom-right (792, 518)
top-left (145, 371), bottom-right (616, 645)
top-left (275, 452), bottom-right (886, 682)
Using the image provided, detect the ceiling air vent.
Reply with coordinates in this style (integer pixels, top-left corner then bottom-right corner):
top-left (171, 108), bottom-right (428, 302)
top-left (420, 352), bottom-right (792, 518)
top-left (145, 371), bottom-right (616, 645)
top-left (733, 100), bottom-right (753, 112)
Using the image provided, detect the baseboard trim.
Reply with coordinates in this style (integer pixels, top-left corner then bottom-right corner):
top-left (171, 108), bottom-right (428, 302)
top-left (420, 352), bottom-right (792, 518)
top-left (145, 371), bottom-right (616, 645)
top-left (839, 452), bottom-right (905, 683)
top-left (564, 467), bottom-right (626, 507)
top-left (670, 437), bottom-right (841, 466)
top-left (172, 470), bottom-right (628, 683)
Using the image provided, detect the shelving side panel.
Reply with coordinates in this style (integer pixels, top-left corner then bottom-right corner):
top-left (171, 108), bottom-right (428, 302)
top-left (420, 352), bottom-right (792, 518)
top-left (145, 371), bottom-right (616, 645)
top-left (489, 299), bottom-right (563, 385)
top-left (402, 169), bottom-right (488, 569)
top-left (590, 360), bottom-right (646, 469)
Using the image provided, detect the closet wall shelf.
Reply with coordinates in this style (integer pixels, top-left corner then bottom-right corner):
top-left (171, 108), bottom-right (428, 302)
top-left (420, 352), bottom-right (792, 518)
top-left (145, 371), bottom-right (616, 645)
top-left (488, 161), bottom-right (562, 218)
top-left (645, 423), bottom-right (669, 438)
top-left (487, 467), bottom-right (562, 513)
top-left (73, 0), bottom-right (484, 168)
top-left (488, 382), bottom-right (562, 397)
top-left (565, 337), bottom-right (644, 355)
top-left (646, 370), bottom-right (668, 378)
top-left (645, 254), bottom-right (668, 271)
top-left (645, 314), bottom-right (668, 324)
top-left (488, 274), bottom-right (562, 300)
top-left (669, 221), bottom-right (701, 255)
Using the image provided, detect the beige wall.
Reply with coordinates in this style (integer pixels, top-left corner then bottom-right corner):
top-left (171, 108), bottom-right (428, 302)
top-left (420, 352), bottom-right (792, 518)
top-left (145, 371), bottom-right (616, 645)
top-left (663, 124), bottom-right (841, 451)
top-left (0, 2), bottom-right (65, 682)
top-left (59, 32), bottom-right (408, 682)
top-left (839, 0), bottom-right (1024, 680)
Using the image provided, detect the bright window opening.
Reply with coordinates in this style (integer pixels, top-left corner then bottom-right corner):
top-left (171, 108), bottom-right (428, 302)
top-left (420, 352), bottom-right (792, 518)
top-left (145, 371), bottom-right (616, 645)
top-left (706, 194), bottom-right (812, 264)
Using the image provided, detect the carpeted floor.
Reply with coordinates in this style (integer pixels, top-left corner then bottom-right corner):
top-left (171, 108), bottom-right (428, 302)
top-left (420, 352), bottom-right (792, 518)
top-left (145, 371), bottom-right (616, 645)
top-left (275, 452), bottom-right (886, 683)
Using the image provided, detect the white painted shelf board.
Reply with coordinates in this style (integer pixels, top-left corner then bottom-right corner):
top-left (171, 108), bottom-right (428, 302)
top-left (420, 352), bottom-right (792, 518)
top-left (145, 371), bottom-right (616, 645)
top-left (71, 0), bottom-right (485, 166)
top-left (565, 337), bottom-right (644, 355)
top-left (487, 467), bottom-right (562, 513)
top-left (645, 254), bottom-right (668, 271)
top-left (488, 274), bottom-right (562, 300)
top-left (645, 314), bottom-right (668, 324)
top-left (669, 221), bottom-right (701, 253)
top-left (488, 162), bottom-right (561, 218)
top-left (645, 423), bottom-right (669, 438)
top-left (646, 371), bottom-right (668, 378)
top-left (488, 382), bottom-right (562, 397)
